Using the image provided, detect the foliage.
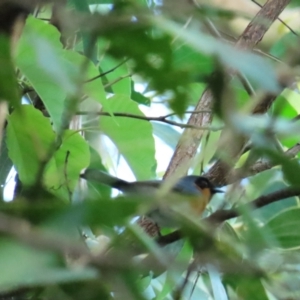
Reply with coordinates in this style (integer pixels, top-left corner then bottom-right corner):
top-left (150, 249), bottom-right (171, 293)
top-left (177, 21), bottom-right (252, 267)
top-left (0, 0), bottom-right (300, 299)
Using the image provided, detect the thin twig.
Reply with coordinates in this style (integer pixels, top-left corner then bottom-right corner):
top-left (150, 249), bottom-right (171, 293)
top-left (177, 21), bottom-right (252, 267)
top-left (64, 150), bottom-right (72, 202)
top-left (76, 111), bottom-right (223, 131)
top-left (207, 186), bottom-right (300, 223)
top-left (85, 58), bottom-right (129, 83)
top-left (173, 261), bottom-right (197, 300)
top-left (103, 74), bottom-right (132, 88)
top-left (189, 271), bottom-right (201, 300)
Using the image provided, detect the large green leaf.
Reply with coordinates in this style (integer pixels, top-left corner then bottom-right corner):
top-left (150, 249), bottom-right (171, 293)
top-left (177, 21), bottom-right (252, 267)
top-left (16, 17), bottom-right (77, 131)
top-left (64, 50), bottom-right (111, 113)
top-left (264, 207), bottom-right (300, 249)
top-left (6, 105), bottom-right (55, 186)
top-left (16, 17), bottom-right (111, 131)
top-left (99, 95), bottom-right (156, 179)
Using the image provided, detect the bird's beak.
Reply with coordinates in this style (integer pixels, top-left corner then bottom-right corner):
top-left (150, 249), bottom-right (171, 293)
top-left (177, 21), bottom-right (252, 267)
top-left (212, 188), bottom-right (224, 194)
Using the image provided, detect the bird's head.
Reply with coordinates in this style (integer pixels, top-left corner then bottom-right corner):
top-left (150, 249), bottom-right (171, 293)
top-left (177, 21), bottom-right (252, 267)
top-left (194, 177), bottom-right (223, 199)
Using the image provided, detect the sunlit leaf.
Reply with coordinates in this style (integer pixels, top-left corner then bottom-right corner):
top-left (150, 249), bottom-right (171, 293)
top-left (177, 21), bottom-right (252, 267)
top-left (16, 17), bottom-right (78, 131)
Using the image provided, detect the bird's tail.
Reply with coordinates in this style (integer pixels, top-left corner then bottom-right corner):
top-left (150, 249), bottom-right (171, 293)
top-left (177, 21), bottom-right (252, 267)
top-left (81, 169), bottom-right (130, 190)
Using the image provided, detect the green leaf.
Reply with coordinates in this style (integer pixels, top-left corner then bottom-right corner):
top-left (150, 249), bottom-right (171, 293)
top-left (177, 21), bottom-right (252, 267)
top-left (273, 92), bottom-right (297, 119)
top-left (101, 21), bottom-right (190, 115)
top-left (6, 105), bottom-right (55, 185)
top-left (131, 80), bottom-right (150, 106)
top-left (16, 17), bottom-right (78, 131)
top-left (16, 17), bottom-right (111, 131)
top-left (155, 17), bottom-right (279, 93)
top-left (0, 35), bottom-right (20, 109)
top-left (173, 42), bottom-right (213, 82)
top-left (44, 130), bottom-right (90, 201)
top-left (99, 94), bottom-right (156, 179)
top-left (70, 0), bottom-right (98, 62)
top-left (264, 207), bottom-right (300, 249)
top-left (224, 276), bottom-right (268, 300)
top-left (63, 50), bottom-right (111, 113)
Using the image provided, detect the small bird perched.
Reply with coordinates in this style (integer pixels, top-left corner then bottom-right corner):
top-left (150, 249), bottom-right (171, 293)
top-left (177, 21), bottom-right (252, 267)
top-left (81, 169), bottom-right (223, 227)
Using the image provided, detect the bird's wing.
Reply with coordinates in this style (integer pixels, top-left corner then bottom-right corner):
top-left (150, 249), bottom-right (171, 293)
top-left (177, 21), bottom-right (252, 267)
top-left (82, 170), bottom-right (162, 194)
top-left (124, 180), bottom-right (162, 194)
top-left (81, 169), bottom-right (130, 190)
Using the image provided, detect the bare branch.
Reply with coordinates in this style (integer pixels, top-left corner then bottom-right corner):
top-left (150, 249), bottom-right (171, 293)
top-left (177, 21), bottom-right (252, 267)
top-left (207, 187), bottom-right (300, 223)
top-left (236, 0), bottom-right (291, 50)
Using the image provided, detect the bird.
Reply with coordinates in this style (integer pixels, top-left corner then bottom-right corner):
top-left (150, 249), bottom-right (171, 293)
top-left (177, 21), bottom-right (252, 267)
top-left (81, 169), bottom-right (223, 227)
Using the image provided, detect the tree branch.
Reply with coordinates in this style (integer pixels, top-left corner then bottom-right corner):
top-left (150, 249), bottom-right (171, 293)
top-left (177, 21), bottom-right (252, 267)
top-left (164, 0), bottom-right (290, 179)
top-left (251, 0), bottom-right (298, 37)
top-left (157, 186), bottom-right (300, 246)
top-left (226, 143), bottom-right (300, 185)
top-left (207, 187), bottom-right (300, 223)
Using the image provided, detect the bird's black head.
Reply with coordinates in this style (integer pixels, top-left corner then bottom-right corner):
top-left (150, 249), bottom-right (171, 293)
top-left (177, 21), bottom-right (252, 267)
top-left (194, 177), bottom-right (223, 194)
